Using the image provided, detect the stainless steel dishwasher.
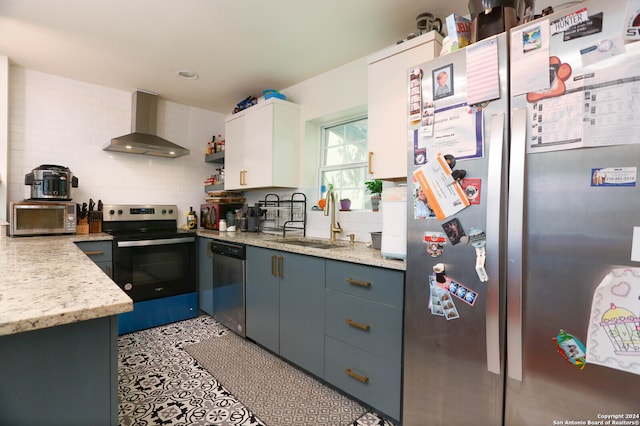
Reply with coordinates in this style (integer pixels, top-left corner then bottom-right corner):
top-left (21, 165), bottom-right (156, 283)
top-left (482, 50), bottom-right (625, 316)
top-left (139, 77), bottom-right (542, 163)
top-left (209, 240), bottom-right (246, 337)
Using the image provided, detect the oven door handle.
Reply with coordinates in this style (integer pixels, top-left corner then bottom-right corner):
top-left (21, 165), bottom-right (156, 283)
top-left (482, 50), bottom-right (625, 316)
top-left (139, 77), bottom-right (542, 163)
top-left (116, 236), bottom-right (196, 248)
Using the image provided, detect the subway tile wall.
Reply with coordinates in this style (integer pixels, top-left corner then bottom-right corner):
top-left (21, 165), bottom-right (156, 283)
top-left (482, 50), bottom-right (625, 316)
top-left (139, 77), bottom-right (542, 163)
top-left (8, 66), bottom-right (222, 225)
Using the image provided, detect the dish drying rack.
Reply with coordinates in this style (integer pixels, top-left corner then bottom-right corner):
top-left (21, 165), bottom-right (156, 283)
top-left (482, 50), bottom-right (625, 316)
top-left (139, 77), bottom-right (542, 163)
top-left (258, 193), bottom-right (306, 236)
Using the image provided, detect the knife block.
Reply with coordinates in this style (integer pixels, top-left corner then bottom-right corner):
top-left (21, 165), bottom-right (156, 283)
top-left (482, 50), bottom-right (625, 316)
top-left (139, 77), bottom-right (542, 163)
top-left (89, 211), bottom-right (103, 233)
top-left (76, 218), bottom-right (89, 235)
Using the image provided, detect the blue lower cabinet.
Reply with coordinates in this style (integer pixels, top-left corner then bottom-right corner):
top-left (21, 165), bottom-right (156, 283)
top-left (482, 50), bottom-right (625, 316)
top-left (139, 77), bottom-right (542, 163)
top-left (325, 336), bottom-right (401, 421)
top-left (118, 292), bottom-right (198, 335)
top-left (0, 316), bottom-right (119, 425)
top-left (324, 259), bottom-right (404, 422)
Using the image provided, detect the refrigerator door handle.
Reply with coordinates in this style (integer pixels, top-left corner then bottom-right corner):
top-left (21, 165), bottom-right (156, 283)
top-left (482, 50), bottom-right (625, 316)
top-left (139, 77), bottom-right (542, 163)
top-left (485, 112), bottom-right (505, 375)
top-left (507, 107), bottom-right (527, 382)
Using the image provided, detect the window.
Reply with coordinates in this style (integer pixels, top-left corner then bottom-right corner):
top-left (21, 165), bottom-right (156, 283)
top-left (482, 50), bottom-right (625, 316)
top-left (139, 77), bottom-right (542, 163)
top-left (319, 116), bottom-right (368, 209)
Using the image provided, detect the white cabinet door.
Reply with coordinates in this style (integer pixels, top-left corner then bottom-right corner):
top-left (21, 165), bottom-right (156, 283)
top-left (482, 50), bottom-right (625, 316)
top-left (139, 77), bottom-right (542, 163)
top-left (244, 102), bottom-right (274, 189)
top-left (224, 99), bottom-right (299, 190)
top-left (367, 31), bottom-right (442, 180)
top-left (224, 113), bottom-right (245, 190)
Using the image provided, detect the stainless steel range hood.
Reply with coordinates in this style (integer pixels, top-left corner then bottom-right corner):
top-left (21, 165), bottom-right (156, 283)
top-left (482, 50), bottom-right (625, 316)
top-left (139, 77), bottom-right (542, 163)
top-left (104, 90), bottom-right (190, 158)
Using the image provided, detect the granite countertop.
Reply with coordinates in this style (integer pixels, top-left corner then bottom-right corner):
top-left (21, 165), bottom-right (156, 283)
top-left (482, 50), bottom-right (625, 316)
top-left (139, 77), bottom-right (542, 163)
top-left (197, 230), bottom-right (406, 271)
top-left (0, 229), bottom-right (402, 337)
top-left (0, 233), bottom-right (132, 336)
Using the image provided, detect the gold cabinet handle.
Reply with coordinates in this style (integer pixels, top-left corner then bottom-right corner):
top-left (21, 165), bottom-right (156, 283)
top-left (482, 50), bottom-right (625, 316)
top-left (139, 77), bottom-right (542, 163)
top-left (83, 250), bottom-right (103, 256)
top-left (368, 151), bottom-right (374, 175)
top-left (345, 368), bottom-right (369, 383)
top-left (240, 170), bottom-right (247, 186)
top-left (346, 318), bottom-right (370, 331)
top-left (271, 255), bottom-right (276, 276)
top-left (346, 277), bottom-right (371, 288)
top-left (278, 256), bottom-right (284, 278)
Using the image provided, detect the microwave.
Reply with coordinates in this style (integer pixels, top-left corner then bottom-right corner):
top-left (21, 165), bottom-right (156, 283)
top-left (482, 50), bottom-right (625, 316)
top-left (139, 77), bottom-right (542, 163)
top-left (200, 203), bottom-right (243, 230)
top-left (10, 201), bottom-right (77, 236)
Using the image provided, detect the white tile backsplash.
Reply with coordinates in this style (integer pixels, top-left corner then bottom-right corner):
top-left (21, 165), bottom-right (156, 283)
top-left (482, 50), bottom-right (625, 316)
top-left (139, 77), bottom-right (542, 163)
top-left (8, 67), bottom-right (222, 225)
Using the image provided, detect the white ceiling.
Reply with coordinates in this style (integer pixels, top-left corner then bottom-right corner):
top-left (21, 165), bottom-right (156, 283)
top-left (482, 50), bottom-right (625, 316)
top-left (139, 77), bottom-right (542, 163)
top-left (0, 0), bottom-right (470, 114)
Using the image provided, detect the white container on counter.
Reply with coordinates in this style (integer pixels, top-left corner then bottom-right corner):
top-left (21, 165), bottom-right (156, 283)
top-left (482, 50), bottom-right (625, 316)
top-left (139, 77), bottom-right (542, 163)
top-left (381, 186), bottom-right (407, 260)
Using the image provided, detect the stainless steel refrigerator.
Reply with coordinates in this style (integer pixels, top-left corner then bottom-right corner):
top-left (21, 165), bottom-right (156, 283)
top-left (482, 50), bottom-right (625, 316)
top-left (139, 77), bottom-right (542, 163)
top-left (404, 2), bottom-right (640, 425)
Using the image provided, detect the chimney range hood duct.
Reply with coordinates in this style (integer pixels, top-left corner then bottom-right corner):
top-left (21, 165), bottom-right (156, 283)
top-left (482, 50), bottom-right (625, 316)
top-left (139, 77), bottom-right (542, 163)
top-left (103, 90), bottom-right (190, 158)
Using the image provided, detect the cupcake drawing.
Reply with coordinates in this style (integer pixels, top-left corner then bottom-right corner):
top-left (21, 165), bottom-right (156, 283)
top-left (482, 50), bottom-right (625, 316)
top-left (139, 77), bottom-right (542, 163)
top-left (600, 303), bottom-right (640, 355)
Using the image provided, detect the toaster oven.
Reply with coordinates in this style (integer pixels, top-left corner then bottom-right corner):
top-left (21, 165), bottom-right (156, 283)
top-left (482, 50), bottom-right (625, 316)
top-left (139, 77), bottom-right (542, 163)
top-left (200, 203), bottom-right (243, 230)
top-left (10, 200), bottom-right (77, 236)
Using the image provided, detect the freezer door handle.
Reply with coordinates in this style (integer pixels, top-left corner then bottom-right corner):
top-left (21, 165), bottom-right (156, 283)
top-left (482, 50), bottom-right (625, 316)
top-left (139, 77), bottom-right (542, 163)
top-left (506, 108), bottom-right (527, 382)
top-left (485, 112), bottom-right (505, 376)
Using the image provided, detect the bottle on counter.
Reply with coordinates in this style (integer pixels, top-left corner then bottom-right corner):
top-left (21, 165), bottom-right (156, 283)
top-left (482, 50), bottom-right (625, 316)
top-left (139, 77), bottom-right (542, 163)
top-left (187, 206), bottom-right (197, 230)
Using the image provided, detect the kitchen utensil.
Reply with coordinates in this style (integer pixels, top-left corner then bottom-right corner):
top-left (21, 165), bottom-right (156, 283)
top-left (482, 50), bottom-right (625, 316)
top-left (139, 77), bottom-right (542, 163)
top-left (24, 164), bottom-right (79, 201)
top-left (416, 12), bottom-right (443, 36)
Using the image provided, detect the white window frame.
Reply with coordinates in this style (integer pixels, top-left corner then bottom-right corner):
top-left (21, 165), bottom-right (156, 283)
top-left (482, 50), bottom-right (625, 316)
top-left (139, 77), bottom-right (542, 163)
top-left (318, 115), bottom-right (368, 209)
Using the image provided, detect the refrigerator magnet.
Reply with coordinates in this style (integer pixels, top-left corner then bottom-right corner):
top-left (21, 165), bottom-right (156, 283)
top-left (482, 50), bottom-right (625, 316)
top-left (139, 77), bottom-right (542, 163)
top-left (439, 289), bottom-right (460, 320)
top-left (424, 231), bottom-right (447, 257)
top-left (428, 276), bottom-right (445, 317)
top-left (461, 178), bottom-right (482, 204)
top-left (442, 218), bottom-right (466, 245)
top-left (552, 329), bottom-right (587, 369)
top-left (435, 276), bottom-right (479, 307)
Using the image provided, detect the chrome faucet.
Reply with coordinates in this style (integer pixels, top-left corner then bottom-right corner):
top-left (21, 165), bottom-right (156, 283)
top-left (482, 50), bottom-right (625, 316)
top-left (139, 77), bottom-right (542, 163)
top-left (323, 186), bottom-right (342, 241)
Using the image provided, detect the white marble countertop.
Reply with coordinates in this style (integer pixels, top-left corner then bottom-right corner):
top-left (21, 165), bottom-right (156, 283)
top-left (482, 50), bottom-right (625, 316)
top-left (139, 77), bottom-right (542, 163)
top-left (197, 230), bottom-right (406, 271)
top-left (0, 233), bottom-right (132, 336)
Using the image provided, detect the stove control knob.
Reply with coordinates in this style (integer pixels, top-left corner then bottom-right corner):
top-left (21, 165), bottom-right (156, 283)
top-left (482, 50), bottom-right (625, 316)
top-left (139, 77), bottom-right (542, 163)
top-left (109, 209), bottom-right (115, 215)
top-left (162, 209), bottom-right (167, 214)
top-left (117, 209), bottom-right (123, 215)
top-left (168, 209), bottom-right (174, 214)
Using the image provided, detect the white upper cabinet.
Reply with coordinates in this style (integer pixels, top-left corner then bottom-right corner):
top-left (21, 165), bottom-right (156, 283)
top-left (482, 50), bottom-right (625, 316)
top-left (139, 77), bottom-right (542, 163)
top-left (224, 99), bottom-right (300, 190)
top-left (367, 31), bottom-right (442, 180)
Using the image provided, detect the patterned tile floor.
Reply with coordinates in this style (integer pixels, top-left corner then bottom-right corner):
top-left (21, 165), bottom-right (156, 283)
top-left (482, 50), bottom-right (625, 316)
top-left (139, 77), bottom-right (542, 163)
top-left (118, 315), bottom-right (397, 426)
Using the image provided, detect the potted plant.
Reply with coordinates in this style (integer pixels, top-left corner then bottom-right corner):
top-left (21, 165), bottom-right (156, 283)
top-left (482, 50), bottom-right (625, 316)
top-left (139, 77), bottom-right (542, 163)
top-left (365, 179), bottom-right (383, 211)
top-left (339, 198), bottom-right (351, 211)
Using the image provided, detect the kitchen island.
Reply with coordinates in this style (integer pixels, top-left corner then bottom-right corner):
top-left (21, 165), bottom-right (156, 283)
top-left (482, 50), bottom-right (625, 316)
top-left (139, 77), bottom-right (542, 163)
top-left (0, 234), bottom-right (132, 426)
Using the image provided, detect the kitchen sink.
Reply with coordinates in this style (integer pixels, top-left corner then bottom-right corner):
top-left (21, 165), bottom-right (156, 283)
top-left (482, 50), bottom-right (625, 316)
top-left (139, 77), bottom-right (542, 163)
top-left (275, 239), bottom-right (346, 249)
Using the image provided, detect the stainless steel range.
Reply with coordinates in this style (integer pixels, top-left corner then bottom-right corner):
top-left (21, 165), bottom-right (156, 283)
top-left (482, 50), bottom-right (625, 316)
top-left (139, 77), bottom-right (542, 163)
top-left (103, 204), bottom-right (197, 334)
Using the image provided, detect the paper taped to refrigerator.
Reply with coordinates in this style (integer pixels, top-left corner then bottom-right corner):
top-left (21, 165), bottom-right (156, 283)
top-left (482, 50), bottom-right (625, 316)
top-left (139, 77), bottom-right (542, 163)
top-left (527, 42), bottom-right (640, 153)
top-left (586, 268), bottom-right (640, 376)
top-left (413, 153), bottom-right (470, 221)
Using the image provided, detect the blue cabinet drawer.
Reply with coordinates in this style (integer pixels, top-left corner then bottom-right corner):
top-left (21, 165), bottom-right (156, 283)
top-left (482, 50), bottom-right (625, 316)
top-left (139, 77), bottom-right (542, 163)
top-left (325, 336), bottom-right (400, 421)
top-left (325, 260), bottom-right (403, 308)
top-left (76, 241), bottom-right (112, 263)
top-left (325, 289), bottom-right (401, 363)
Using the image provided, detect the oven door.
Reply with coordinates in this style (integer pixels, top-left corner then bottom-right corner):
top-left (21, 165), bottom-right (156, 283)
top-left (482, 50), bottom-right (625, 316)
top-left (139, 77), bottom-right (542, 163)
top-left (112, 235), bottom-right (196, 302)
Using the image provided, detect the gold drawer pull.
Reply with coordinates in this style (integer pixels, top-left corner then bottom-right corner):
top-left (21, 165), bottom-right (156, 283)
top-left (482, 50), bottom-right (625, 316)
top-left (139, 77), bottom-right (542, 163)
top-left (346, 277), bottom-right (371, 288)
top-left (83, 250), bottom-right (103, 256)
top-left (345, 368), bottom-right (369, 383)
top-left (346, 318), bottom-right (370, 331)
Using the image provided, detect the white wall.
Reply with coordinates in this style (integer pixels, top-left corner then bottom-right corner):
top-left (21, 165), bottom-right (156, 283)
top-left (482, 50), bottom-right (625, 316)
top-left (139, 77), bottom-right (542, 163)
top-left (7, 67), bottom-right (223, 226)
